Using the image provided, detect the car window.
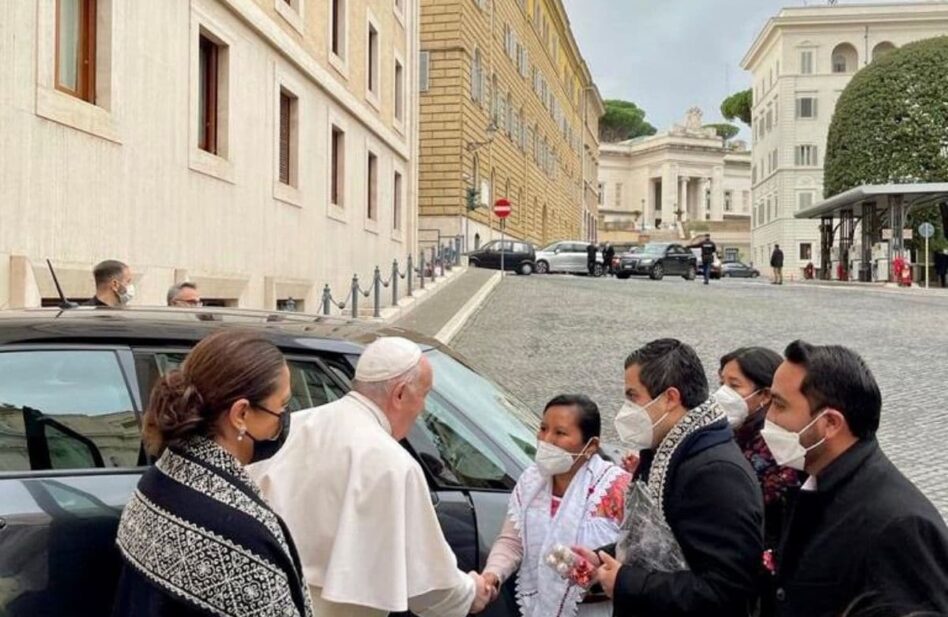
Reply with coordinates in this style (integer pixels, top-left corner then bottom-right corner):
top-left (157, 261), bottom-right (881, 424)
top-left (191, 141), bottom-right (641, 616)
top-left (0, 350), bottom-right (139, 472)
top-left (513, 242), bottom-right (530, 254)
top-left (642, 244), bottom-right (666, 256)
top-left (542, 242), bottom-right (560, 253)
top-left (134, 351), bottom-right (344, 414)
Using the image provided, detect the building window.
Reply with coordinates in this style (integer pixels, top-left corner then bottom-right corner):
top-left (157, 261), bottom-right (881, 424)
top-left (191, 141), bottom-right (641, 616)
top-left (724, 191), bottom-right (733, 212)
top-left (394, 58), bottom-right (404, 123)
top-left (795, 145), bottom-right (819, 167)
top-left (615, 183), bottom-right (622, 208)
top-left (800, 243), bottom-right (813, 261)
top-left (278, 89), bottom-right (298, 186)
top-left (797, 191), bottom-right (815, 212)
top-left (471, 48), bottom-right (483, 102)
top-left (198, 33), bottom-right (222, 154)
top-left (393, 170), bottom-right (403, 230)
top-left (331, 0), bottom-right (346, 60)
top-left (800, 50), bottom-right (814, 75)
top-left (419, 50), bottom-right (430, 92)
top-left (331, 125), bottom-right (345, 207)
top-left (56, 0), bottom-right (97, 103)
top-left (395, 0), bottom-right (404, 15)
top-left (367, 151), bottom-right (378, 220)
top-left (367, 22), bottom-right (379, 97)
top-left (832, 43), bottom-right (858, 74)
top-left (766, 108), bottom-right (773, 132)
top-left (796, 96), bottom-right (817, 119)
top-left (873, 41), bottom-right (897, 62)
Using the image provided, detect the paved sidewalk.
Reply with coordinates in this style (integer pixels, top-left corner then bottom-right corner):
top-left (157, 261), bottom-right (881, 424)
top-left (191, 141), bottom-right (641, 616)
top-left (393, 268), bottom-right (497, 338)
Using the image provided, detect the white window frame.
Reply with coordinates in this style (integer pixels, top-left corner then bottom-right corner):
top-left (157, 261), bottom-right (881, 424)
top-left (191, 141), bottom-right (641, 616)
top-left (328, 0), bottom-right (349, 77)
top-left (797, 191), bottom-right (815, 212)
top-left (273, 66), bottom-right (304, 206)
top-left (419, 50), bottom-right (430, 93)
top-left (274, 0), bottom-right (304, 34)
top-left (394, 0), bottom-right (406, 28)
top-left (392, 161), bottom-right (405, 240)
top-left (795, 144), bottom-right (819, 167)
top-left (36, 0), bottom-right (122, 143)
top-left (365, 10), bottom-right (381, 110)
top-left (796, 96), bottom-right (818, 119)
top-left (393, 49), bottom-right (405, 132)
top-left (800, 49), bottom-right (814, 75)
top-left (364, 138), bottom-right (381, 232)
top-left (188, 12), bottom-right (236, 183)
top-left (327, 108), bottom-right (349, 223)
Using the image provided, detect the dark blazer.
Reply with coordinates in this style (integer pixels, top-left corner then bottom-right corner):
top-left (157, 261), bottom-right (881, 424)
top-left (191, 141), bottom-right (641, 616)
top-left (768, 439), bottom-right (948, 617)
top-left (611, 423), bottom-right (765, 616)
top-left (770, 249), bottom-right (784, 268)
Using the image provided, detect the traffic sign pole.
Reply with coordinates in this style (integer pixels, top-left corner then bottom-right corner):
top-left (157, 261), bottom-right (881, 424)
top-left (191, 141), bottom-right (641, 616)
top-left (920, 222), bottom-right (936, 289)
top-left (500, 219), bottom-right (506, 277)
top-left (493, 198), bottom-right (512, 277)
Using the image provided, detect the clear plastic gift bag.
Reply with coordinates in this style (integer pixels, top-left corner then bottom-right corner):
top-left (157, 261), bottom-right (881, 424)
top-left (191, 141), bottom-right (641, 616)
top-left (545, 544), bottom-right (597, 588)
top-left (615, 480), bottom-right (689, 572)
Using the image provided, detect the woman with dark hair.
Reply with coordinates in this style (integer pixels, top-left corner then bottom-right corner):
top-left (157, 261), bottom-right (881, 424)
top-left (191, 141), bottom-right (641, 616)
top-left (715, 346), bottom-right (803, 549)
top-left (112, 330), bottom-right (312, 617)
top-left (481, 394), bottom-right (631, 617)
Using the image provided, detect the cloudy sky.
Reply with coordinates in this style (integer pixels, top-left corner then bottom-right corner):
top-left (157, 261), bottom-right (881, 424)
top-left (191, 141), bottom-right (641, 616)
top-left (561, 0), bottom-right (922, 134)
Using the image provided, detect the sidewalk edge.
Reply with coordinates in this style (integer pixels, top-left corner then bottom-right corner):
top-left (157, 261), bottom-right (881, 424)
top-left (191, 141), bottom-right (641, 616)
top-left (435, 272), bottom-right (502, 344)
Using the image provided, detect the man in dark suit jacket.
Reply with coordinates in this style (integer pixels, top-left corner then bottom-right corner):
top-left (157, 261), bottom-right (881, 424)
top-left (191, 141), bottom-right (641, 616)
top-left (770, 245), bottom-right (785, 285)
top-left (762, 341), bottom-right (948, 616)
top-left (579, 339), bottom-right (764, 616)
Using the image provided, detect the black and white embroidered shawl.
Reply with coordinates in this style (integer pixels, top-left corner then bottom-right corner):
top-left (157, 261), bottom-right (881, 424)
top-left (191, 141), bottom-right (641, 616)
top-left (113, 437), bottom-right (313, 617)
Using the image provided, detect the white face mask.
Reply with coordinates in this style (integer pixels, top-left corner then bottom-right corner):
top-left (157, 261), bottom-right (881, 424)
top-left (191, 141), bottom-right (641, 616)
top-left (118, 283), bottom-right (135, 305)
top-left (759, 411), bottom-right (828, 471)
top-left (613, 395), bottom-right (669, 451)
top-left (534, 439), bottom-right (591, 477)
top-left (714, 385), bottom-right (760, 428)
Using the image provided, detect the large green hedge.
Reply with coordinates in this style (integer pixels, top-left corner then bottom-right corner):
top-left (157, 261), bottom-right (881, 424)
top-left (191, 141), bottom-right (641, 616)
top-left (824, 36), bottom-right (948, 250)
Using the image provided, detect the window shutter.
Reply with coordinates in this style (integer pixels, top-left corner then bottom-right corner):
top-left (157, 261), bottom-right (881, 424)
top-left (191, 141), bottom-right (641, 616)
top-left (279, 92), bottom-right (291, 185)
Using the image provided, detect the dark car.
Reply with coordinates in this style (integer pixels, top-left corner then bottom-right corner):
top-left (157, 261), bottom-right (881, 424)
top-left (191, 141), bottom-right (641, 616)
top-left (615, 242), bottom-right (698, 281)
top-left (717, 261), bottom-right (760, 279)
top-left (467, 240), bottom-right (536, 275)
top-left (0, 307), bottom-right (538, 617)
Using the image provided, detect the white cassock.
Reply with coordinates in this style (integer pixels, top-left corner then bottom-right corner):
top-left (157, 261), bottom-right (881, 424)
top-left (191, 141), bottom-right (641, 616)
top-left (249, 392), bottom-right (475, 617)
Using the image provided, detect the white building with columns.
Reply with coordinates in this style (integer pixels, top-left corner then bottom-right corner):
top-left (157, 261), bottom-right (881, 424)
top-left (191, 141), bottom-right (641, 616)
top-left (0, 0), bottom-right (419, 311)
top-left (741, 2), bottom-right (948, 276)
top-left (598, 108), bottom-right (752, 259)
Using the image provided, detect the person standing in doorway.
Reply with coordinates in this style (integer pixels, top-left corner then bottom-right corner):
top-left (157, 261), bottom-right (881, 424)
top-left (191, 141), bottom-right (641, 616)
top-left (85, 260), bottom-right (135, 307)
top-left (770, 245), bottom-right (785, 285)
top-left (688, 234), bottom-right (717, 285)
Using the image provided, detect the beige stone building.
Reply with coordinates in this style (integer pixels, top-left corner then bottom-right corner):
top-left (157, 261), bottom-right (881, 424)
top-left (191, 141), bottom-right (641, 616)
top-left (598, 109), bottom-right (753, 261)
top-left (742, 2), bottom-right (948, 275)
top-left (418, 0), bottom-right (603, 251)
top-left (0, 0), bottom-right (419, 310)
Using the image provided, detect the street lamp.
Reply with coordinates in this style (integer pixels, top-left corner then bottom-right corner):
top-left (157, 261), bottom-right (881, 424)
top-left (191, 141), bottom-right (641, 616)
top-left (466, 120), bottom-right (499, 152)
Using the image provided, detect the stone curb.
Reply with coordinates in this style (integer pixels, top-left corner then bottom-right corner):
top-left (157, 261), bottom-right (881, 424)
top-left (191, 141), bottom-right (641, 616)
top-left (434, 271), bottom-right (503, 344)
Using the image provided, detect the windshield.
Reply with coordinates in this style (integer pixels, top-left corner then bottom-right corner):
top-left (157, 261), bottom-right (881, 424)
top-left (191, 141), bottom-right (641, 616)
top-left (425, 349), bottom-right (538, 466)
top-left (642, 244), bottom-right (667, 256)
top-left (539, 243), bottom-right (560, 252)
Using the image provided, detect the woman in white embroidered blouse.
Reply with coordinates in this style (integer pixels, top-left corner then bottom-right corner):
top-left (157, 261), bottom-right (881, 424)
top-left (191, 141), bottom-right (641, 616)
top-left (481, 394), bottom-right (631, 617)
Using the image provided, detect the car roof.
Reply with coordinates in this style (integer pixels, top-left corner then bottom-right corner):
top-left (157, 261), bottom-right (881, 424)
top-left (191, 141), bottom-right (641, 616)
top-left (0, 307), bottom-right (441, 355)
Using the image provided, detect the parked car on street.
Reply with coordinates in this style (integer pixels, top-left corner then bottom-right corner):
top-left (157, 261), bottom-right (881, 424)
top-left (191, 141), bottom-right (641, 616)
top-left (611, 244), bottom-right (641, 273)
top-left (0, 307), bottom-right (539, 617)
top-left (716, 260), bottom-right (761, 279)
top-left (534, 241), bottom-right (604, 276)
top-left (616, 242), bottom-right (698, 281)
top-left (467, 239), bottom-right (536, 275)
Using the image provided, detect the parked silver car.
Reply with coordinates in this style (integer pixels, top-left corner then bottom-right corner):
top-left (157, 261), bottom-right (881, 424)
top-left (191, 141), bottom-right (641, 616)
top-left (535, 241), bottom-right (604, 276)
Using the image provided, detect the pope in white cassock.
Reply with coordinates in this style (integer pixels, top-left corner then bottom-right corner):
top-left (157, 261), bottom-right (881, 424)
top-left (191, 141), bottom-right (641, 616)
top-left (249, 337), bottom-right (491, 617)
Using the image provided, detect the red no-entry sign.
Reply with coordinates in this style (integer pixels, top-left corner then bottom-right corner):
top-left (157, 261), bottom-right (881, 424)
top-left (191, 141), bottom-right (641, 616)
top-left (493, 198), bottom-right (512, 219)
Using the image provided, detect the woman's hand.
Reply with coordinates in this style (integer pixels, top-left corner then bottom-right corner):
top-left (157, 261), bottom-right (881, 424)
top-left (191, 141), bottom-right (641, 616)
top-left (481, 572), bottom-right (501, 604)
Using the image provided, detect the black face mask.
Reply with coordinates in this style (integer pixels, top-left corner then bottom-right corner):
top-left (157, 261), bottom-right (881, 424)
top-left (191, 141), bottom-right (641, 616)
top-left (246, 405), bottom-right (291, 464)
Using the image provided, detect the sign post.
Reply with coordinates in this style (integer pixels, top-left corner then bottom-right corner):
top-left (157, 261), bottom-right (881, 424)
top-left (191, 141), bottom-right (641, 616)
top-left (493, 198), bottom-right (512, 276)
top-left (920, 222), bottom-right (936, 288)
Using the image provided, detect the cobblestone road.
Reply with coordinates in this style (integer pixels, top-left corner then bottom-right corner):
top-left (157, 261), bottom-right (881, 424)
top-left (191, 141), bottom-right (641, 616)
top-left (453, 274), bottom-right (948, 515)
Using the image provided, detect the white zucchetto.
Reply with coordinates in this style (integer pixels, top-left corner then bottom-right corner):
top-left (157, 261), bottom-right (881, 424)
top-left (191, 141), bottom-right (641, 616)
top-left (354, 336), bottom-right (423, 382)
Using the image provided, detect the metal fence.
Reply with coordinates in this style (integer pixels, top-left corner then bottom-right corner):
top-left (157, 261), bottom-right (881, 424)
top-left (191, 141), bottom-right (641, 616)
top-left (319, 238), bottom-right (462, 318)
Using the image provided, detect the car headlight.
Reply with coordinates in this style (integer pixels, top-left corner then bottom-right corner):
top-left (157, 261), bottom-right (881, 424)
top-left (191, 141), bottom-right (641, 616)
top-left (640, 258), bottom-right (654, 265)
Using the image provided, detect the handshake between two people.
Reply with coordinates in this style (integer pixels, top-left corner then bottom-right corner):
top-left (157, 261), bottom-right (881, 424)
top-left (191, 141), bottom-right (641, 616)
top-left (469, 545), bottom-right (623, 613)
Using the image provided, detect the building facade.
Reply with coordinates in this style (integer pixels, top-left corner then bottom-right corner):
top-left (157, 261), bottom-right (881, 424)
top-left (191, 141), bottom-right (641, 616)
top-left (0, 0), bottom-right (419, 310)
top-left (741, 2), bottom-right (948, 276)
top-left (418, 0), bottom-right (603, 251)
top-left (598, 108), bottom-right (752, 260)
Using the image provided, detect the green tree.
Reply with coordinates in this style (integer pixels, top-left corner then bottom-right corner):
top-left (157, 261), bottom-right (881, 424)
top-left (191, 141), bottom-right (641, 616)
top-left (720, 90), bottom-right (752, 126)
top-left (599, 100), bottom-right (657, 143)
top-left (824, 36), bottom-right (948, 252)
top-left (704, 123), bottom-right (740, 141)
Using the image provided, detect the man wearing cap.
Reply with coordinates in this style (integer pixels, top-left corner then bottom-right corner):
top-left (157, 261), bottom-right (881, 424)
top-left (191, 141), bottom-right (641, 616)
top-left (250, 337), bottom-right (491, 617)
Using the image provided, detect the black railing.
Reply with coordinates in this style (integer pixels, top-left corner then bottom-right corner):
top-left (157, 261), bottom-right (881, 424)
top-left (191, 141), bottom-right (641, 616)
top-left (319, 239), bottom-right (462, 319)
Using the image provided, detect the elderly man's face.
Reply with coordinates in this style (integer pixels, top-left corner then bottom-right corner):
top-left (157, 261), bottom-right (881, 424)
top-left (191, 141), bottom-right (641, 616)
top-left (172, 287), bottom-right (202, 307)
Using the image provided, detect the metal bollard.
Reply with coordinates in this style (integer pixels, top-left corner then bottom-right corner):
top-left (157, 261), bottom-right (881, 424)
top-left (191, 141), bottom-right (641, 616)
top-left (418, 252), bottom-right (426, 290)
top-left (373, 267), bottom-right (381, 318)
top-left (407, 254), bottom-right (414, 297)
top-left (322, 284), bottom-right (332, 316)
top-left (392, 259), bottom-right (399, 306)
top-left (351, 275), bottom-right (359, 318)
top-left (455, 236), bottom-right (462, 266)
top-left (430, 247), bottom-right (437, 282)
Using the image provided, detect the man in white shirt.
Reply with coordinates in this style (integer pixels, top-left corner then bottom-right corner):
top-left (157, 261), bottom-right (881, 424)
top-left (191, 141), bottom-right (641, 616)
top-left (250, 337), bottom-right (490, 617)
